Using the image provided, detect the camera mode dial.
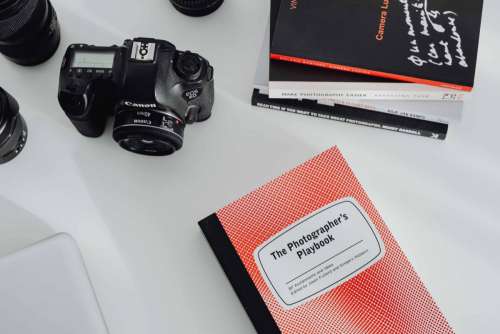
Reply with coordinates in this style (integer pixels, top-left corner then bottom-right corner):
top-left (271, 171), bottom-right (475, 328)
top-left (175, 51), bottom-right (203, 81)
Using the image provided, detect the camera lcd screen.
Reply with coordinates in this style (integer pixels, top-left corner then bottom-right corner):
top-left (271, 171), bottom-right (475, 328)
top-left (71, 51), bottom-right (115, 69)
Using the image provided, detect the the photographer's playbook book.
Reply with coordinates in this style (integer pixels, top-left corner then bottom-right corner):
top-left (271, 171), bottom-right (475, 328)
top-left (271, 0), bottom-right (484, 92)
top-left (199, 147), bottom-right (453, 334)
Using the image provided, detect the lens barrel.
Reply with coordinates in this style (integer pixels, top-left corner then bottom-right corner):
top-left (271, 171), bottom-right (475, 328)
top-left (0, 0), bottom-right (60, 66)
top-left (112, 108), bottom-right (185, 156)
top-left (169, 0), bottom-right (224, 17)
top-left (0, 87), bottom-right (28, 164)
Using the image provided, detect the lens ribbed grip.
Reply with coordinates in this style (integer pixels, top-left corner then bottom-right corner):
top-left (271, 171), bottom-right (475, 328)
top-left (170, 0), bottom-right (223, 16)
top-left (0, 0), bottom-right (40, 40)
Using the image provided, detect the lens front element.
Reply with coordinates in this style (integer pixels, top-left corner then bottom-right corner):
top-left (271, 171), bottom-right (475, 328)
top-left (112, 108), bottom-right (184, 156)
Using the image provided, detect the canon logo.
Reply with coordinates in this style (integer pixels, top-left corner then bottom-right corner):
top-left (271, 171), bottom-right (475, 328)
top-left (124, 101), bottom-right (157, 108)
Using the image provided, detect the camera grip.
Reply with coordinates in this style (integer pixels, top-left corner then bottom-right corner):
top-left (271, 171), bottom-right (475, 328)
top-left (58, 83), bottom-right (107, 137)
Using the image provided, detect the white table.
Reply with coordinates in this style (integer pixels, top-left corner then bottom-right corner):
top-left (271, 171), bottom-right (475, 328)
top-left (1, 0), bottom-right (499, 333)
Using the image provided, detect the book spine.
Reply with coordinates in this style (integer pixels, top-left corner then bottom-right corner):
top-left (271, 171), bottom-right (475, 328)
top-left (199, 214), bottom-right (281, 334)
top-left (317, 100), bottom-right (451, 125)
top-left (269, 88), bottom-right (465, 102)
top-left (270, 53), bottom-right (472, 92)
top-left (252, 89), bottom-right (448, 140)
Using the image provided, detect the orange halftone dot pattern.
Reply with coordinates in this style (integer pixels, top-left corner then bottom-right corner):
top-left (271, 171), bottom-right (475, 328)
top-left (217, 147), bottom-right (453, 334)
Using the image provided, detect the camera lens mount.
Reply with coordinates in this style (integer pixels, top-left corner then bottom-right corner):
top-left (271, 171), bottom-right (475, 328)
top-left (112, 108), bottom-right (185, 156)
top-left (0, 88), bottom-right (28, 164)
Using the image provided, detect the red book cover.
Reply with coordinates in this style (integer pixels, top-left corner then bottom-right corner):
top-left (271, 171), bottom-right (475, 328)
top-left (200, 147), bottom-right (453, 333)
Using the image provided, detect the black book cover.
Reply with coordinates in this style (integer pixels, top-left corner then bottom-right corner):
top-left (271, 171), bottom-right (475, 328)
top-left (268, 0), bottom-right (467, 101)
top-left (270, 0), bottom-right (391, 85)
top-left (271, 0), bottom-right (483, 91)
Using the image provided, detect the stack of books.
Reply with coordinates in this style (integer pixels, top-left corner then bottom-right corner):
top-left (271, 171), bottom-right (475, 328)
top-left (252, 0), bottom-right (484, 140)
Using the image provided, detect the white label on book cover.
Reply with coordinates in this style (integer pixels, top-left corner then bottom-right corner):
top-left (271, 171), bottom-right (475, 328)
top-left (254, 197), bottom-right (385, 310)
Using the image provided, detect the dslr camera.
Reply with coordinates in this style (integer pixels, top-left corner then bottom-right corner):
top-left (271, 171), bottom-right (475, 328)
top-left (58, 38), bottom-right (214, 156)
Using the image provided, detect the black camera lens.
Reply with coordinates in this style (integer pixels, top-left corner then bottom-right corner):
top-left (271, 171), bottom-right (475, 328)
top-left (0, 0), bottom-right (60, 66)
top-left (0, 87), bottom-right (27, 164)
top-left (112, 108), bottom-right (185, 156)
top-left (169, 0), bottom-right (224, 17)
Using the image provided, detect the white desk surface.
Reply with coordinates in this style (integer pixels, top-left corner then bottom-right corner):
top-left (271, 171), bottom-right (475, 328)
top-left (1, 1), bottom-right (499, 333)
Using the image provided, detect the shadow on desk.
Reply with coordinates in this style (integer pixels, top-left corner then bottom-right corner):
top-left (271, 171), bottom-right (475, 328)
top-left (0, 197), bottom-right (54, 257)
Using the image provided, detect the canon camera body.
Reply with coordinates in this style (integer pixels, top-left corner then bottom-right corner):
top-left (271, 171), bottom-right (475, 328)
top-left (58, 37), bottom-right (214, 156)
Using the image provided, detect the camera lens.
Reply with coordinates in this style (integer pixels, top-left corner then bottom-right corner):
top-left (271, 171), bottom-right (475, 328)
top-left (169, 0), bottom-right (224, 17)
top-left (0, 88), bottom-right (28, 164)
top-left (112, 108), bottom-right (185, 156)
top-left (0, 0), bottom-right (60, 66)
